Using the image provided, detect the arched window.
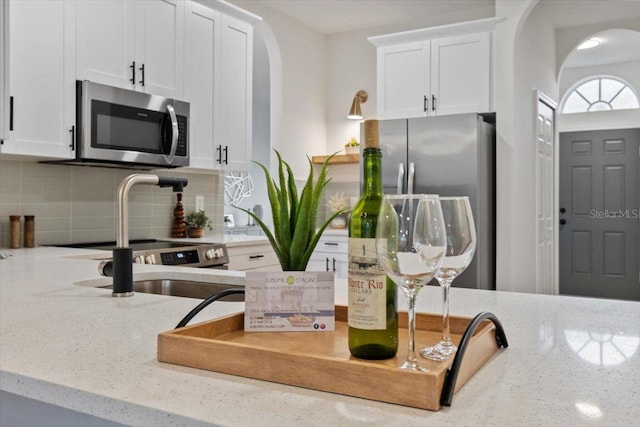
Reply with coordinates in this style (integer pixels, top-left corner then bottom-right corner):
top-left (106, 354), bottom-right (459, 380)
top-left (561, 76), bottom-right (640, 114)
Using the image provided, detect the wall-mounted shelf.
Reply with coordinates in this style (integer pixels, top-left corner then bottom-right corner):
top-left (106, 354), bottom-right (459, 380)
top-left (311, 154), bottom-right (359, 165)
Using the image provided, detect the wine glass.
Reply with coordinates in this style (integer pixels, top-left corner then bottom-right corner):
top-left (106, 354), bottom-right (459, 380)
top-left (421, 196), bottom-right (476, 361)
top-left (376, 194), bottom-right (446, 371)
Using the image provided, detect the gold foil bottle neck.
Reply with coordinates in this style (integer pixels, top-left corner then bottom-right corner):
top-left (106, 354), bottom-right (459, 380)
top-left (364, 119), bottom-right (379, 149)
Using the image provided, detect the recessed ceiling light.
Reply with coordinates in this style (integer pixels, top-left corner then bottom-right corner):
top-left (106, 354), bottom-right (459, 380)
top-left (577, 38), bottom-right (600, 50)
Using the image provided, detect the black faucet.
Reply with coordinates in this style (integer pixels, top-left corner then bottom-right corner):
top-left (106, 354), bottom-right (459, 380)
top-left (111, 174), bottom-right (188, 297)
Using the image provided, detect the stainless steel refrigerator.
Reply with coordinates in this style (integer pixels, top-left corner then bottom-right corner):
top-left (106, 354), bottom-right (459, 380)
top-left (361, 113), bottom-right (496, 290)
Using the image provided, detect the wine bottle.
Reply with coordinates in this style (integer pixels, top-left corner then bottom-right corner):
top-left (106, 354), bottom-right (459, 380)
top-left (348, 120), bottom-right (398, 359)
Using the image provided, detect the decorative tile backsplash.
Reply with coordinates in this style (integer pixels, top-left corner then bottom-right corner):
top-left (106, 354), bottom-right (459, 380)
top-left (0, 160), bottom-right (224, 248)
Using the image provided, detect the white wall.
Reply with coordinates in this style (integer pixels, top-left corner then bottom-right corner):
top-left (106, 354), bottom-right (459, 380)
top-left (502, 4), bottom-right (557, 294)
top-left (559, 60), bottom-right (640, 97)
top-left (229, 0), bottom-right (327, 179)
top-left (555, 18), bottom-right (640, 77)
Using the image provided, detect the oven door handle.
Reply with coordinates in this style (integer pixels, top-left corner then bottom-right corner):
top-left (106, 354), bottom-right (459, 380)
top-left (164, 104), bottom-right (179, 164)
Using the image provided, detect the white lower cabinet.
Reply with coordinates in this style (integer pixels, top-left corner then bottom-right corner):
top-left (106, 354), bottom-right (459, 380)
top-left (227, 242), bottom-right (280, 272)
top-left (307, 233), bottom-right (348, 279)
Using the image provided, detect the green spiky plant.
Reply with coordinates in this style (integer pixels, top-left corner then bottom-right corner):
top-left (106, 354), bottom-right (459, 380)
top-left (235, 150), bottom-right (346, 271)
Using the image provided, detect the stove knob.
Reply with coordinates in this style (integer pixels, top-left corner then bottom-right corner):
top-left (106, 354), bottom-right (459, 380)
top-left (205, 248), bottom-right (218, 260)
top-left (134, 256), bottom-right (144, 264)
top-left (145, 254), bottom-right (156, 265)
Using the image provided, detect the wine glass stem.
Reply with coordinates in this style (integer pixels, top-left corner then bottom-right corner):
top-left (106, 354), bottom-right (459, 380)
top-left (441, 281), bottom-right (452, 346)
top-left (406, 289), bottom-right (419, 367)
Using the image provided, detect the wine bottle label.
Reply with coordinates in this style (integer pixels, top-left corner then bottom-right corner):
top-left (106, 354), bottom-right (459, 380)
top-left (348, 237), bottom-right (387, 330)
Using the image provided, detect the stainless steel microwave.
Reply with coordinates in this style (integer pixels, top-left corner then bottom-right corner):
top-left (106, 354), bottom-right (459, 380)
top-left (72, 80), bottom-right (189, 168)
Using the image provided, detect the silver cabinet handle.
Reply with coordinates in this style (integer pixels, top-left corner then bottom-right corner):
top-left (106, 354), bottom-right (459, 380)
top-left (397, 163), bottom-right (405, 194)
top-left (408, 162), bottom-right (415, 195)
top-left (164, 104), bottom-right (178, 164)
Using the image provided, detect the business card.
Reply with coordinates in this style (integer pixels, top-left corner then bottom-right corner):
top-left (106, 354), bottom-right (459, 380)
top-left (244, 271), bottom-right (335, 332)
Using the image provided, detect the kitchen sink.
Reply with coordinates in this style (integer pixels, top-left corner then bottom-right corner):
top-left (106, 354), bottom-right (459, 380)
top-left (99, 279), bottom-right (244, 301)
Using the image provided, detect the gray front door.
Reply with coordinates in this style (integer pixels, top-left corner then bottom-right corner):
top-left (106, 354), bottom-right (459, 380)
top-left (559, 128), bottom-right (639, 300)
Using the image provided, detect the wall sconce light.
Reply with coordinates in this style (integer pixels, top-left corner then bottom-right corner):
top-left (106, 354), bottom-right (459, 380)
top-left (347, 90), bottom-right (368, 120)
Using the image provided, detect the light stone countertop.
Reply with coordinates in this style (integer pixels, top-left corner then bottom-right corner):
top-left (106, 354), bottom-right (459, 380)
top-left (1, 246), bottom-right (639, 426)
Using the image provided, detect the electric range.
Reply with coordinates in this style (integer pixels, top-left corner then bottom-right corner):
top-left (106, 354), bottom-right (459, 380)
top-left (59, 239), bottom-right (229, 269)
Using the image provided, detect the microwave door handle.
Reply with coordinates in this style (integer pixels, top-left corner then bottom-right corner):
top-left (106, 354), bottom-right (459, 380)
top-left (397, 163), bottom-right (405, 194)
top-left (407, 162), bottom-right (415, 195)
top-left (164, 104), bottom-right (179, 164)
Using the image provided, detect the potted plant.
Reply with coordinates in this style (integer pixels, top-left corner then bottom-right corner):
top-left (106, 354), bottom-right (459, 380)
top-left (235, 150), bottom-right (346, 271)
top-left (185, 210), bottom-right (212, 238)
top-left (344, 137), bottom-right (360, 155)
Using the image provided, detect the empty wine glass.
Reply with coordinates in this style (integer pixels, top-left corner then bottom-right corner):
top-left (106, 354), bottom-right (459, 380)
top-left (421, 196), bottom-right (476, 361)
top-left (376, 194), bottom-right (446, 371)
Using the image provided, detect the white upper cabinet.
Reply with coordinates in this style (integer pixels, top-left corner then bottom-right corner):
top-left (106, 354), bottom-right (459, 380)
top-left (219, 15), bottom-right (253, 172)
top-left (136, 0), bottom-right (185, 98)
top-left (75, 0), bottom-right (135, 91)
top-left (2, 0), bottom-right (75, 159)
top-left (183, 5), bottom-right (253, 172)
top-left (1, 1), bottom-right (6, 144)
top-left (371, 18), bottom-right (500, 120)
top-left (430, 33), bottom-right (491, 116)
top-left (184, 2), bottom-right (221, 169)
top-left (76, 0), bottom-right (184, 99)
top-left (377, 41), bottom-right (430, 120)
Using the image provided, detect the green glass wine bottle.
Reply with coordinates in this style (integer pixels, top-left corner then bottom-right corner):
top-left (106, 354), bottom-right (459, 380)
top-left (348, 119), bottom-right (398, 360)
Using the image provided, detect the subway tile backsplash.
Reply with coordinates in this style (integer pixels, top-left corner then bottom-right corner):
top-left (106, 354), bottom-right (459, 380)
top-left (0, 160), bottom-right (224, 248)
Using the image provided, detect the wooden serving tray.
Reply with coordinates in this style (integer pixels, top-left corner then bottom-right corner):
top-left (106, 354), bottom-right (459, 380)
top-left (158, 306), bottom-right (500, 411)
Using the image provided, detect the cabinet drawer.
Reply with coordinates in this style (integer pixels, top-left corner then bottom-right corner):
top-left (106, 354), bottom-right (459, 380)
top-left (315, 238), bottom-right (348, 254)
top-left (227, 243), bottom-right (279, 271)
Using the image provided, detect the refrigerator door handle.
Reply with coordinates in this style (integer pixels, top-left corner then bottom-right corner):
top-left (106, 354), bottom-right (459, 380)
top-left (408, 162), bottom-right (415, 194)
top-left (397, 163), bottom-right (405, 194)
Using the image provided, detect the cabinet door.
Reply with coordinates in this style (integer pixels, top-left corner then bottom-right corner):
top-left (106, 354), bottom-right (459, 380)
top-left (334, 257), bottom-right (349, 280)
top-left (227, 243), bottom-right (279, 271)
top-left (377, 41), bottom-right (429, 120)
top-left (76, 0), bottom-right (136, 90)
top-left (1, 1), bottom-right (6, 143)
top-left (184, 2), bottom-right (220, 169)
top-left (306, 257), bottom-right (330, 273)
top-left (137, 0), bottom-right (185, 99)
top-left (431, 32), bottom-right (491, 116)
top-left (220, 15), bottom-right (252, 171)
top-left (3, 0), bottom-right (75, 159)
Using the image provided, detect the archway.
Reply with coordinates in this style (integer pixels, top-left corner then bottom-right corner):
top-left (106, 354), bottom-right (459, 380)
top-left (225, 19), bottom-right (283, 230)
top-left (555, 28), bottom-right (640, 300)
